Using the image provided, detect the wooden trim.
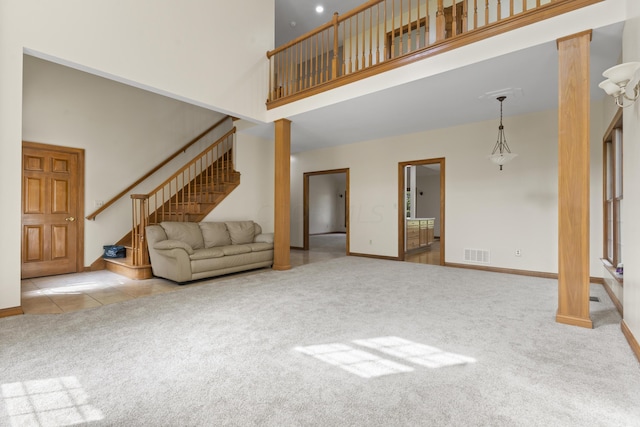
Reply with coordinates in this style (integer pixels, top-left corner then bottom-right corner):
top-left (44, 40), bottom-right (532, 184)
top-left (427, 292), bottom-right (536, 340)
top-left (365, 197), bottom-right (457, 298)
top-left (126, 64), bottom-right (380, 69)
top-left (445, 262), bottom-right (558, 279)
top-left (603, 108), bottom-right (623, 143)
top-left (303, 169), bottom-right (350, 253)
top-left (267, 0), bottom-right (603, 109)
top-left (445, 262), bottom-right (604, 285)
top-left (104, 259), bottom-right (153, 280)
top-left (273, 119), bottom-right (292, 271)
top-left (22, 141), bottom-right (85, 275)
top-left (601, 258), bottom-right (623, 285)
top-left (621, 321), bottom-right (640, 363)
top-left (86, 116), bottom-right (229, 220)
top-left (398, 158), bottom-right (445, 265)
top-left (602, 109), bottom-right (623, 264)
top-left (0, 307), bottom-right (24, 318)
top-left (556, 313), bottom-right (593, 329)
top-left (309, 231), bottom-right (347, 235)
top-left (556, 30), bottom-right (592, 329)
top-left (601, 278), bottom-right (623, 317)
top-left (87, 257), bottom-right (106, 272)
top-left (349, 253), bottom-right (400, 261)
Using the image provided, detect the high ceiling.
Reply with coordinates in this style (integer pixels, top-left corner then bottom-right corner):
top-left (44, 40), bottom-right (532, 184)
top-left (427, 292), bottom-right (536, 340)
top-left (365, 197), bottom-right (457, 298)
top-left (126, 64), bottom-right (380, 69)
top-left (275, 0), bottom-right (366, 46)
top-left (259, 2), bottom-right (624, 153)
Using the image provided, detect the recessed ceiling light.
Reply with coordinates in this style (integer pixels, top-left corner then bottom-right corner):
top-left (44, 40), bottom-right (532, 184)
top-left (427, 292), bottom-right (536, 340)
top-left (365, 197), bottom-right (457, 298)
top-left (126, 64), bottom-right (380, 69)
top-left (290, 21), bottom-right (296, 27)
top-left (316, 5), bottom-right (324, 13)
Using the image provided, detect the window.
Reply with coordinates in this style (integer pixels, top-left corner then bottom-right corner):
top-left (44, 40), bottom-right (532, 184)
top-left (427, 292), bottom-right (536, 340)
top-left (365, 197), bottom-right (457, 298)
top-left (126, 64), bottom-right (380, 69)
top-left (603, 111), bottom-right (623, 269)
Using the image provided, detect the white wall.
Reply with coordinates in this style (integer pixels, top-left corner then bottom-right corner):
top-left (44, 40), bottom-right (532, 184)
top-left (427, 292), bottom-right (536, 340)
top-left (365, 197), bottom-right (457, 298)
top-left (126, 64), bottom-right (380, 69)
top-left (205, 123), bottom-right (274, 234)
top-left (0, 0), bottom-right (274, 310)
top-left (308, 174), bottom-right (345, 234)
top-left (621, 3), bottom-right (640, 347)
top-left (291, 107), bottom-right (605, 276)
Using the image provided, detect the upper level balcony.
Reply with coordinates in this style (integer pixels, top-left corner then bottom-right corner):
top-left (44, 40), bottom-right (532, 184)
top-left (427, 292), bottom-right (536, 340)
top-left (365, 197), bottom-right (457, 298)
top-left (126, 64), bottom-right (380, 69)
top-left (266, 0), bottom-right (603, 109)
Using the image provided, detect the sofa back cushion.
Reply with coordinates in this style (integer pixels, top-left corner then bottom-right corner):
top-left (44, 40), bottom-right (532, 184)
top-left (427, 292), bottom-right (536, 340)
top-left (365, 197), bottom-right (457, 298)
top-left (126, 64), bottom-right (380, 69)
top-left (226, 221), bottom-right (256, 245)
top-left (160, 222), bottom-right (204, 250)
top-left (199, 222), bottom-right (232, 248)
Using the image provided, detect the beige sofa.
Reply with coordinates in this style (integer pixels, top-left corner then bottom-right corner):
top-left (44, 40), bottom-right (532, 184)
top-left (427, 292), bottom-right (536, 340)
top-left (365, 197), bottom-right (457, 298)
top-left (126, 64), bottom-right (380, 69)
top-left (145, 221), bottom-right (273, 283)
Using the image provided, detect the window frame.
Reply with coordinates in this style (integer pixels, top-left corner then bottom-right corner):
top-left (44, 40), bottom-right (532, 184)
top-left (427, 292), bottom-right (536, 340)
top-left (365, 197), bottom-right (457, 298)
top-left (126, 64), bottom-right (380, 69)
top-left (602, 109), bottom-right (623, 271)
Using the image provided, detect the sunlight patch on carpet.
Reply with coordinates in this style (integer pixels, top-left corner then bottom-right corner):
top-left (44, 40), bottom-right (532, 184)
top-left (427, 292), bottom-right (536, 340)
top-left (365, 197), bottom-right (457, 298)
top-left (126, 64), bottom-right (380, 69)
top-left (353, 336), bottom-right (476, 368)
top-left (1, 376), bottom-right (103, 427)
top-left (294, 343), bottom-right (414, 378)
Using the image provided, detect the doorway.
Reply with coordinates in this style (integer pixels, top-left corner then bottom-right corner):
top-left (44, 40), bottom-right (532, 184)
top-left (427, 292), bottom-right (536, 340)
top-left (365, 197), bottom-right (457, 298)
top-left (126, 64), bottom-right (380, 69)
top-left (303, 169), bottom-right (349, 254)
top-left (398, 158), bottom-right (445, 265)
top-left (21, 141), bottom-right (85, 278)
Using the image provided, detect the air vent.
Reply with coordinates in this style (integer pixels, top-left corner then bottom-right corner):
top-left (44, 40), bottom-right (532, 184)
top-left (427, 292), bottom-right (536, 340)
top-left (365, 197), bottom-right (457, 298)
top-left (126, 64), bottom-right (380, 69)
top-left (464, 248), bottom-right (490, 264)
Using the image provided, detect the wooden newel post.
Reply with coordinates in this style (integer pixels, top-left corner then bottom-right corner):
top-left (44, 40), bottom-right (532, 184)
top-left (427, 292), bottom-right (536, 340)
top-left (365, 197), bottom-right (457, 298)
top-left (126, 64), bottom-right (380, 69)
top-left (332, 12), bottom-right (340, 79)
top-left (130, 194), bottom-right (149, 267)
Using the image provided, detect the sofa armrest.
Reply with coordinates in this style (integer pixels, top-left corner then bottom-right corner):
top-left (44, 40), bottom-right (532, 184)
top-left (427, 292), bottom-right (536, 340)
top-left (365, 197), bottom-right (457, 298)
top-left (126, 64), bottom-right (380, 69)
top-left (254, 233), bottom-right (274, 244)
top-left (154, 239), bottom-right (194, 255)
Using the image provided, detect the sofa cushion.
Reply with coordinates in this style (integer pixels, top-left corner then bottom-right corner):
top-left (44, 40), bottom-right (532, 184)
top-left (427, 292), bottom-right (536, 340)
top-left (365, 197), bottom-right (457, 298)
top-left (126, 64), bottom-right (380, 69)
top-left (153, 239), bottom-right (194, 255)
top-left (254, 223), bottom-right (262, 236)
top-left (160, 222), bottom-right (204, 250)
top-left (246, 242), bottom-right (274, 252)
top-left (189, 247), bottom-right (225, 260)
top-left (254, 233), bottom-right (274, 244)
top-left (199, 222), bottom-right (232, 248)
top-left (219, 245), bottom-right (252, 256)
top-left (226, 221), bottom-right (256, 245)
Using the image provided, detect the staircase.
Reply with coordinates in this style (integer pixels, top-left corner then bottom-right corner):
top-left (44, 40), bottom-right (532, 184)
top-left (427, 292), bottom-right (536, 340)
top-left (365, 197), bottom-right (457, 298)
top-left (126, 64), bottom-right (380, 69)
top-left (103, 127), bottom-right (240, 279)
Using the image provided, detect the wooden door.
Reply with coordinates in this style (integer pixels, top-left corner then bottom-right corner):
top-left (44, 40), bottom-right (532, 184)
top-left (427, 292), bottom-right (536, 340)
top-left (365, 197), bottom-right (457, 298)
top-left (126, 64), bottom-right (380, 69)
top-left (22, 143), bottom-right (84, 278)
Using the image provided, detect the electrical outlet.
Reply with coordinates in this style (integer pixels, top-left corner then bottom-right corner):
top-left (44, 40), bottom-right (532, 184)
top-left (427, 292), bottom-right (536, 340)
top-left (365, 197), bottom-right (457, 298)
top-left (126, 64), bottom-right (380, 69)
top-left (515, 249), bottom-right (522, 257)
top-left (95, 200), bottom-right (104, 208)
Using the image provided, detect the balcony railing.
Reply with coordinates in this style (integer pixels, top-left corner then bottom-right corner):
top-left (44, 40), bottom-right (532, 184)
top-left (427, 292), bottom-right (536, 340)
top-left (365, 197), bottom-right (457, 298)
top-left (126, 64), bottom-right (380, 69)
top-left (266, 0), bottom-right (602, 108)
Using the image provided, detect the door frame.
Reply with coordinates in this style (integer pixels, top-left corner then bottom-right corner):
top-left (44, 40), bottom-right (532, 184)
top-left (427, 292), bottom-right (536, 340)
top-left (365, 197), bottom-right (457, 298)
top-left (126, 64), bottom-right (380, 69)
top-left (303, 168), bottom-right (349, 253)
top-left (397, 158), bottom-right (445, 264)
top-left (22, 141), bottom-right (85, 277)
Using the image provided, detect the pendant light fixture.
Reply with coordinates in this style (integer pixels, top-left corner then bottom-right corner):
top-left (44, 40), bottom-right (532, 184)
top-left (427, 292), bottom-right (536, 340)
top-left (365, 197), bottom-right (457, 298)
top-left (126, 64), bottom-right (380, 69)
top-left (488, 96), bottom-right (517, 170)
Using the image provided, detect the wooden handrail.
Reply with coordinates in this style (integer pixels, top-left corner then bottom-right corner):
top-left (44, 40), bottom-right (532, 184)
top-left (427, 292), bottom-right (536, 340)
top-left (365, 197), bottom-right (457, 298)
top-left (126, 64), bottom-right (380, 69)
top-left (141, 127), bottom-right (236, 199)
top-left (86, 116), bottom-right (229, 220)
top-left (266, 0), bottom-right (603, 107)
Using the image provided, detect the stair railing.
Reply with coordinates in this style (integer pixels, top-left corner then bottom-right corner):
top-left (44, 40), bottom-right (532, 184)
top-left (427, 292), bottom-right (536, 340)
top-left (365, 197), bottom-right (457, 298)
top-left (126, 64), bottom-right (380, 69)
top-left (130, 128), bottom-right (237, 266)
top-left (266, 0), bottom-right (601, 107)
top-left (86, 116), bottom-right (230, 220)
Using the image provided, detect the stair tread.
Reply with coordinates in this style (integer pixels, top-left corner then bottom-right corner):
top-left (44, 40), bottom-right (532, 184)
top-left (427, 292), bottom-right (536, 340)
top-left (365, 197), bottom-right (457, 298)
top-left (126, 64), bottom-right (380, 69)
top-left (104, 258), bottom-right (150, 269)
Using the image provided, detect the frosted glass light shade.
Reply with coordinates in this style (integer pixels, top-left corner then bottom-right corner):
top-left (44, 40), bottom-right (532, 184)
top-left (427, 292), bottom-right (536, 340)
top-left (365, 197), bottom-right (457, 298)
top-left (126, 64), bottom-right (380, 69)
top-left (598, 79), bottom-right (622, 96)
top-left (488, 152), bottom-right (517, 166)
top-left (602, 62), bottom-right (640, 86)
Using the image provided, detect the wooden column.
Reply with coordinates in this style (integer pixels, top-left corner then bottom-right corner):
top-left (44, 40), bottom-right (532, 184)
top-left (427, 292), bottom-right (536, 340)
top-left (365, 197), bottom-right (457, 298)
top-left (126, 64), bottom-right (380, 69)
top-left (273, 119), bottom-right (292, 271)
top-left (556, 30), bottom-right (593, 329)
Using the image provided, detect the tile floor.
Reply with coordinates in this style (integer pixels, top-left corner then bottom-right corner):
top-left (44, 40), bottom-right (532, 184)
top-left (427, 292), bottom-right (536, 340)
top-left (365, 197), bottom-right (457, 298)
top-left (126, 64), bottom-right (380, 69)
top-left (20, 233), bottom-right (435, 315)
top-left (20, 234), bottom-right (349, 315)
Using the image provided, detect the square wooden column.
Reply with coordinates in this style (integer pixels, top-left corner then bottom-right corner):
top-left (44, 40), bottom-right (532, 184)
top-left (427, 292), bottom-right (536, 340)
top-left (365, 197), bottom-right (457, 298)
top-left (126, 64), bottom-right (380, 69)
top-left (273, 119), bottom-right (292, 271)
top-left (556, 30), bottom-right (593, 329)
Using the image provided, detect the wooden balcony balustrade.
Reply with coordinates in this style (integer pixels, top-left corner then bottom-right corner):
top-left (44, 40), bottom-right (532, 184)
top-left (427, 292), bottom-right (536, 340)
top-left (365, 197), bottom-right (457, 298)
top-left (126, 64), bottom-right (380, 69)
top-left (266, 0), bottom-right (602, 108)
top-left (130, 128), bottom-right (239, 266)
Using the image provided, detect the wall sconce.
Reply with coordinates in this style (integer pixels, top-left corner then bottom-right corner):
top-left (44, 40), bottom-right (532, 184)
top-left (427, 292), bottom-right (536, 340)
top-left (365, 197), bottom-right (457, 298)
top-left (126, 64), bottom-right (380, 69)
top-left (598, 62), bottom-right (640, 108)
top-left (488, 96), bottom-right (517, 171)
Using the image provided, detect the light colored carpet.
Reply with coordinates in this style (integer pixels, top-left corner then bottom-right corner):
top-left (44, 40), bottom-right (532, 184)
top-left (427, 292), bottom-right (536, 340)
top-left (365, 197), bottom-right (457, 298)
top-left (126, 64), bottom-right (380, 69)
top-left (1, 257), bottom-right (639, 426)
